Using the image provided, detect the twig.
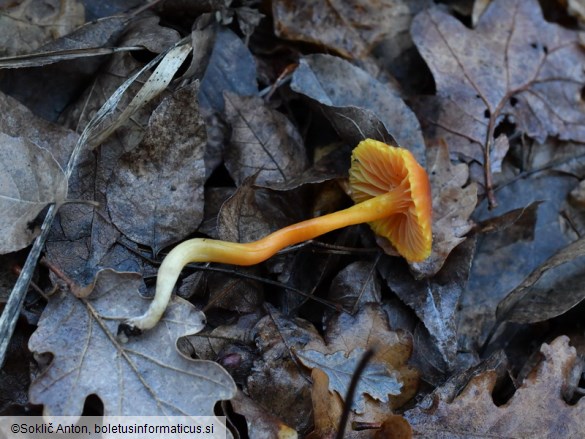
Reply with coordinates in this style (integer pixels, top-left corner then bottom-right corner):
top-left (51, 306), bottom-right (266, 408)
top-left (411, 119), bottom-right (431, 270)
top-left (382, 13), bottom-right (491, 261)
top-left (0, 204), bottom-right (56, 366)
top-left (335, 348), bottom-right (376, 439)
top-left (39, 257), bottom-right (80, 297)
top-left (11, 265), bottom-right (48, 300)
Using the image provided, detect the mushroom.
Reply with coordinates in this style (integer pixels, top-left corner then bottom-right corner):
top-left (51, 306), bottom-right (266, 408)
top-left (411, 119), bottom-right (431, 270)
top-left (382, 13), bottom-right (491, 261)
top-left (124, 139), bottom-right (432, 332)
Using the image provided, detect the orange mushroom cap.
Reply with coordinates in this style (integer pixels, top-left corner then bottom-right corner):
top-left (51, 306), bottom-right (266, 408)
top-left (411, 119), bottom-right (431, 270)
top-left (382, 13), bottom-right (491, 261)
top-left (349, 139), bottom-right (432, 262)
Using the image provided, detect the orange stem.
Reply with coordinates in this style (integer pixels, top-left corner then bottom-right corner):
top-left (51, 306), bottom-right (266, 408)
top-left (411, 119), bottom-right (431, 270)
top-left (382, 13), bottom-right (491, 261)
top-left (125, 190), bottom-right (407, 331)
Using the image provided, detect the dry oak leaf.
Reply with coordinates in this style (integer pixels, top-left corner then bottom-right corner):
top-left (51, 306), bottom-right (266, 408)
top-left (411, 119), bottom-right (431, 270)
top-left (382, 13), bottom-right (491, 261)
top-left (296, 348), bottom-right (402, 414)
top-left (302, 304), bottom-right (419, 416)
top-left (307, 368), bottom-right (413, 439)
top-left (496, 235), bottom-right (585, 324)
top-left (378, 236), bottom-right (477, 370)
top-left (28, 269), bottom-right (236, 417)
top-left (411, 0), bottom-right (585, 198)
top-left (231, 390), bottom-right (299, 439)
top-left (404, 336), bottom-right (585, 438)
top-left (306, 368), bottom-right (343, 439)
top-left (412, 141), bottom-right (477, 276)
top-left (0, 133), bottom-right (67, 254)
top-left (246, 307), bottom-right (322, 433)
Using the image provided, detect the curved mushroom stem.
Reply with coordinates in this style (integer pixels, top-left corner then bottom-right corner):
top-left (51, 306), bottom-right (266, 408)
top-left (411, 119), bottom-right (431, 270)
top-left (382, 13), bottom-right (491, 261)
top-left (125, 189), bottom-right (409, 332)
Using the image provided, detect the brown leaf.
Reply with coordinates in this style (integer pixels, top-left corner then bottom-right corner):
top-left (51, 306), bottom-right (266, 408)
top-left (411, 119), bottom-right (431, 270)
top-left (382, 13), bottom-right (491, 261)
top-left (118, 15), bottom-right (181, 54)
top-left (0, 16), bottom-right (130, 120)
top-left (88, 39), bottom-right (192, 149)
top-left (0, 0), bottom-right (84, 56)
top-left (462, 173), bottom-right (576, 347)
top-left (217, 176), bottom-right (272, 243)
top-left (328, 261), bottom-right (382, 311)
top-left (296, 348), bottom-right (403, 413)
top-left (375, 415), bottom-right (413, 439)
top-left (304, 304), bottom-right (419, 413)
top-left (306, 368), bottom-right (343, 439)
top-left (206, 268), bottom-right (264, 313)
top-left (0, 133), bottom-right (67, 254)
top-left (107, 81), bottom-right (206, 253)
top-left (272, 0), bottom-right (430, 59)
top-left (183, 13), bottom-right (217, 80)
top-left (46, 39), bottom-right (168, 284)
top-left (404, 336), bottom-right (585, 438)
top-left (274, 225), bottom-right (358, 314)
top-left (198, 187), bottom-right (234, 238)
top-left (266, 143), bottom-right (352, 192)
top-left (497, 236), bottom-right (585, 323)
top-left (231, 390), bottom-right (298, 439)
top-left (214, 177), bottom-right (317, 312)
top-left (185, 312), bottom-right (259, 362)
top-left (28, 269), bottom-right (236, 416)
top-left (246, 307), bottom-right (322, 433)
top-left (411, 0), bottom-right (585, 200)
top-left (217, 176), bottom-right (305, 243)
top-left (476, 201), bottom-right (541, 238)
top-left (408, 141), bottom-right (477, 277)
top-left (290, 54), bottom-right (425, 165)
top-left (223, 93), bottom-right (308, 186)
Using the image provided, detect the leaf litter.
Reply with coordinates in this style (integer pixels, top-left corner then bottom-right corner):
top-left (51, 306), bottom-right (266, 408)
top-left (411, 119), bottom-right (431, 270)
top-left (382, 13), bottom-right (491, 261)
top-left (28, 269), bottom-right (235, 416)
top-left (2, 0), bottom-right (585, 437)
top-left (412, 0), bottom-right (585, 206)
top-left (0, 133), bottom-right (67, 254)
top-left (404, 336), bottom-right (585, 438)
top-left (107, 81), bottom-right (207, 254)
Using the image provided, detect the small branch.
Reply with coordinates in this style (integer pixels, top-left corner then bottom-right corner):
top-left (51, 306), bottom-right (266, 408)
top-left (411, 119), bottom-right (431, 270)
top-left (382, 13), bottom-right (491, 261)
top-left (335, 348), bottom-right (376, 439)
top-left (0, 204), bottom-right (56, 366)
top-left (40, 257), bottom-right (81, 297)
top-left (60, 199), bottom-right (100, 208)
top-left (12, 265), bottom-right (50, 301)
top-left (484, 117), bottom-right (498, 209)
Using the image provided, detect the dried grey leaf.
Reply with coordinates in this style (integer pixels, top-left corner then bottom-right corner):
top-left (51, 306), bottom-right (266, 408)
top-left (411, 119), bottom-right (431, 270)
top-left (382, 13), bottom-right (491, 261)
top-left (497, 236), bottom-right (585, 323)
top-left (28, 269), bottom-right (236, 417)
top-left (290, 54), bottom-right (425, 165)
top-left (295, 348), bottom-right (402, 413)
top-left (107, 81), bottom-right (206, 254)
top-left (0, 133), bottom-right (67, 254)
top-left (223, 93), bottom-right (308, 186)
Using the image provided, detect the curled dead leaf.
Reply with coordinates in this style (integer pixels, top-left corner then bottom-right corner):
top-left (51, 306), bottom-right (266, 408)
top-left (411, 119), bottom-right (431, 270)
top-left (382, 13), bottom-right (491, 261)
top-left (497, 236), bottom-right (585, 324)
top-left (404, 336), bottom-right (585, 438)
